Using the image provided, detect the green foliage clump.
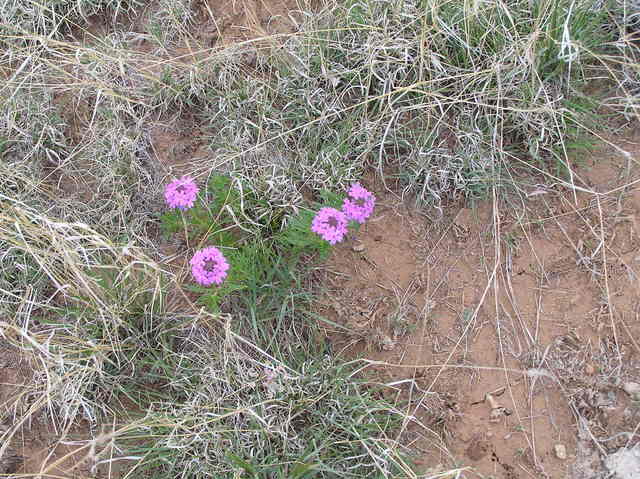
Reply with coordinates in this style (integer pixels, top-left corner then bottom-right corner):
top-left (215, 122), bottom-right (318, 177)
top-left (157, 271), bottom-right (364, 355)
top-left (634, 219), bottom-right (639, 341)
top-left (120, 344), bottom-right (408, 479)
top-left (160, 174), bottom-right (337, 313)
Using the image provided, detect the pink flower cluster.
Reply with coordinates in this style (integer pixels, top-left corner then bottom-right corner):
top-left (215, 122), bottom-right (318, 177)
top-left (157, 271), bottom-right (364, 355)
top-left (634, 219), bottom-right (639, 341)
top-left (342, 182), bottom-right (376, 224)
top-left (164, 176), bottom-right (199, 211)
top-left (164, 176), bottom-right (230, 286)
top-left (189, 246), bottom-right (230, 286)
top-left (311, 182), bottom-right (376, 245)
top-left (311, 207), bottom-right (349, 245)
top-left (164, 176), bottom-right (376, 285)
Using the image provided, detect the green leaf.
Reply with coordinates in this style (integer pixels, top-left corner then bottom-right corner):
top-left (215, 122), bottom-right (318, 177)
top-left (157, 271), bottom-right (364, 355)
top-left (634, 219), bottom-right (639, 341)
top-left (290, 462), bottom-right (317, 478)
top-left (227, 453), bottom-right (258, 476)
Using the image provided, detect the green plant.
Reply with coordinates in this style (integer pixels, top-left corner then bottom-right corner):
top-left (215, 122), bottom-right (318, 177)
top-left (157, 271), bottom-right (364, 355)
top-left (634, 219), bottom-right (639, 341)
top-left (118, 342), bottom-right (410, 479)
top-left (1, 0), bottom-right (637, 477)
top-left (160, 174), bottom-right (338, 313)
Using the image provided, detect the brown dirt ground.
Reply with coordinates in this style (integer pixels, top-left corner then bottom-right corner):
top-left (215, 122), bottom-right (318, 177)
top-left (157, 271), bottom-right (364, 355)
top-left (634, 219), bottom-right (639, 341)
top-left (319, 129), bottom-right (640, 479)
top-left (74, 0), bottom-right (304, 45)
top-left (191, 0), bottom-right (304, 44)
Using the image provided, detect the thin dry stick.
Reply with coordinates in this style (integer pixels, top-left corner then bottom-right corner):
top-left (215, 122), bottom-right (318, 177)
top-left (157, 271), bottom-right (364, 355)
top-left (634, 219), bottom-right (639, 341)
top-left (356, 360), bottom-right (554, 377)
top-left (532, 67), bottom-right (580, 206)
top-left (619, 312), bottom-right (640, 355)
top-left (502, 269), bottom-right (536, 348)
top-left (396, 224), bottom-right (485, 440)
top-left (396, 267), bottom-right (433, 443)
top-left (492, 192), bottom-right (538, 470)
top-left (624, 412), bottom-right (640, 450)
top-left (557, 192), bottom-right (640, 288)
top-left (422, 263), bottom-right (496, 398)
top-left (595, 195), bottom-right (622, 366)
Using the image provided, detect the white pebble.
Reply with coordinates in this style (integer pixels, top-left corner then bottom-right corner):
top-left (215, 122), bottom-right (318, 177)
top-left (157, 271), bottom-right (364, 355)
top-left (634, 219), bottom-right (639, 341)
top-left (554, 444), bottom-right (567, 460)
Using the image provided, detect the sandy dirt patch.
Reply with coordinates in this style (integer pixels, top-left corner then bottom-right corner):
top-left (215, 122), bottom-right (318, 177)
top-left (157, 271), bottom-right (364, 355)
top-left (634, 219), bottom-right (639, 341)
top-left (319, 131), bottom-right (640, 478)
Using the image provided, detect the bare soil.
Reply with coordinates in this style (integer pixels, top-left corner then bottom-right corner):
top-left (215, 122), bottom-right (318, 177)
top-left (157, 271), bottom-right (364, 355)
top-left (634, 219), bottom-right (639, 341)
top-left (73, 0), bottom-right (303, 45)
top-left (319, 130), bottom-right (640, 478)
top-left (191, 0), bottom-right (303, 44)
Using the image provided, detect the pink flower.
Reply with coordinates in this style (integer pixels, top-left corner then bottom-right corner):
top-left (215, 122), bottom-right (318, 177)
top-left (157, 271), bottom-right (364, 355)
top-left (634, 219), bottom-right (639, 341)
top-left (342, 182), bottom-right (375, 224)
top-left (164, 176), bottom-right (199, 210)
top-left (311, 207), bottom-right (348, 245)
top-left (190, 247), bottom-right (230, 286)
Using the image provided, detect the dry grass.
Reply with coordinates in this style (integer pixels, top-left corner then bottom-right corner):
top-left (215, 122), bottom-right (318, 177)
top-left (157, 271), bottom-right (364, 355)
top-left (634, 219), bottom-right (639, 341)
top-left (1, 0), bottom-right (640, 477)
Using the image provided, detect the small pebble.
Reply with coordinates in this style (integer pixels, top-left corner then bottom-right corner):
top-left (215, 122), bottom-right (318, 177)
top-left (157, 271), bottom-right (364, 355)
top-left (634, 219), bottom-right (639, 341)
top-left (352, 244), bottom-right (365, 252)
top-left (554, 444), bottom-right (567, 460)
top-left (622, 382), bottom-right (640, 400)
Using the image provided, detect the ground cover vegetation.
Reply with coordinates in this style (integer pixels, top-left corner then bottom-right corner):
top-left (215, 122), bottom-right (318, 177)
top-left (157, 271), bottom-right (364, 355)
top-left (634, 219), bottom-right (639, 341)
top-left (0, 0), bottom-right (639, 477)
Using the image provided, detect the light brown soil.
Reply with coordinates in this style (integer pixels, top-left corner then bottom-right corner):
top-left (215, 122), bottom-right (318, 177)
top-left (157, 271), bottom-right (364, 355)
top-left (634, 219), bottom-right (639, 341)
top-left (73, 0), bottom-right (303, 46)
top-left (319, 130), bottom-right (640, 479)
top-left (192, 0), bottom-right (303, 44)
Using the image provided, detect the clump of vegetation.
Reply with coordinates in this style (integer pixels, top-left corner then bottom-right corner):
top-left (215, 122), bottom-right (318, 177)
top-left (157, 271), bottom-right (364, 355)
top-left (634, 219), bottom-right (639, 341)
top-left (120, 330), bottom-right (408, 478)
top-left (1, 0), bottom-right (141, 38)
top-left (0, 0), bottom-right (638, 477)
top-left (196, 0), bottom-right (618, 212)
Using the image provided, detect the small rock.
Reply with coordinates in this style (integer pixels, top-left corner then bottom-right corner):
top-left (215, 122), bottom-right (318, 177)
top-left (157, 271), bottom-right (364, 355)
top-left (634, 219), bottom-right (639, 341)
top-left (554, 444), bottom-right (567, 460)
top-left (605, 445), bottom-right (640, 479)
top-left (376, 329), bottom-right (396, 351)
top-left (380, 335), bottom-right (396, 351)
top-left (352, 244), bottom-right (365, 252)
top-left (622, 382), bottom-right (640, 400)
